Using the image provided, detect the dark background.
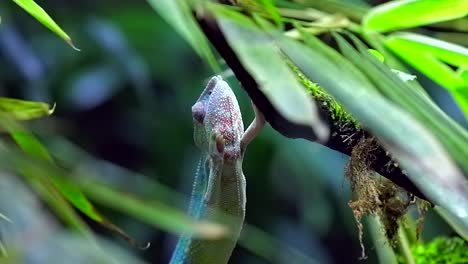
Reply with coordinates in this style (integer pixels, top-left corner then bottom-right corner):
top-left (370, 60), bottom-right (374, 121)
top-left (0, 0), bottom-right (465, 263)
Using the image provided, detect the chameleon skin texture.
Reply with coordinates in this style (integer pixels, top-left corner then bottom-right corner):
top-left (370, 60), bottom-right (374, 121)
top-left (170, 76), bottom-right (246, 264)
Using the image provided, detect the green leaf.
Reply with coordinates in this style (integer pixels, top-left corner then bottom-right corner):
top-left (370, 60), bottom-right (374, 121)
top-left (278, 30), bottom-right (468, 227)
top-left (435, 206), bottom-right (468, 240)
top-left (367, 216), bottom-right (399, 264)
top-left (363, 0), bottom-right (468, 32)
top-left (213, 7), bottom-right (328, 140)
top-left (0, 175), bottom-right (146, 263)
top-left (146, 0), bottom-right (220, 71)
top-left (46, 137), bottom-right (320, 263)
top-left (11, 0), bottom-right (79, 50)
top-left (0, 97), bottom-right (55, 120)
top-left (2, 122), bottom-right (145, 248)
top-left (385, 32), bottom-right (468, 118)
top-left (338, 33), bottom-right (468, 174)
top-left (46, 138), bottom-right (229, 240)
top-left (79, 181), bottom-right (228, 240)
top-left (257, 0), bottom-right (284, 29)
top-left (368, 49), bottom-right (385, 62)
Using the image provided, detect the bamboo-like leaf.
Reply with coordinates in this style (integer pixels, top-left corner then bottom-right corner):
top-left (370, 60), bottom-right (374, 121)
top-left (363, 0), bottom-right (468, 32)
top-left (80, 181), bottom-right (228, 240)
top-left (46, 137), bottom-right (320, 263)
top-left (0, 212), bottom-right (12, 223)
top-left (0, 120), bottom-right (146, 248)
top-left (213, 7), bottom-right (328, 140)
top-left (386, 32), bottom-right (468, 118)
top-left (11, 0), bottom-right (79, 50)
top-left (0, 135), bottom-right (229, 243)
top-left (0, 97), bottom-right (55, 120)
top-left (277, 31), bottom-right (468, 226)
top-left (0, 175), bottom-right (146, 263)
top-left (338, 33), bottom-right (468, 174)
top-left (435, 206), bottom-right (468, 240)
top-left (367, 49), bottom-right (385, 62)
top-left (146, 0), bottom-right (219, 71)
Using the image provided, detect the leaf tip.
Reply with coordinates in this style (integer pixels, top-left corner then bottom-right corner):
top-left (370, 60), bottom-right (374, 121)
top-left (139, 242), bottom-right (151, 251)
top-left (0, 213), bottom-right (13, 223)
top-left (67, 39), bottom-right (81, 51)
top-left (48, 102), bottom-right (57, 115)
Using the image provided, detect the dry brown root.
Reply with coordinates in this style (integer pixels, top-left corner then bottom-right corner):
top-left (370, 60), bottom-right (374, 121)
top-left (346, 137), bottom-right (413, 259)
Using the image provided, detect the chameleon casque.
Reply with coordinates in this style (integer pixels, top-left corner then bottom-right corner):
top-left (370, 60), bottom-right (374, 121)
top-left (170, 76), bottom-right (264, 264)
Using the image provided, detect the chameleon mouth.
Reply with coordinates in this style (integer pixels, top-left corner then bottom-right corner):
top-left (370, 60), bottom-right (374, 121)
top-left (192, 101), bottom-right (205, 123)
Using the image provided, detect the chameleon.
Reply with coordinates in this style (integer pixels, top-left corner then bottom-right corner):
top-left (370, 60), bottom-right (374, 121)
top-left (170, 75), bottom-right (264, 264)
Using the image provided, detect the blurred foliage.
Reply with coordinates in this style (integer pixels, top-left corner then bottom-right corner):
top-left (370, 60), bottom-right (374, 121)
top-left (405, 237), bottom-right (468, 264)
top-left (0, 0), bottom-right (467, 264)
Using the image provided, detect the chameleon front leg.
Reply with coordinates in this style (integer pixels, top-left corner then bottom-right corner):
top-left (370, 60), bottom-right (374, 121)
top-left (204, 132), bottom-right (225, 207)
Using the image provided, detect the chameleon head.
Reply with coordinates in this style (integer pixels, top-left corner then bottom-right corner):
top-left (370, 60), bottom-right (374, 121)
top-left (192, 76), bottom-right (244, 159)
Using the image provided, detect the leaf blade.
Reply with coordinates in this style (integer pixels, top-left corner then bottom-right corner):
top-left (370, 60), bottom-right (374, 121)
top-left (278, 31), bottom-right (468, 226)
top-left (0, 97), bottom-right (55, 120)
top-left (215, 9), bottom-right (328, 140)
top-left (11, 0), bottom-right (78, 50)
top-left (363, 0), bottom-right (468, 32)
top-left (146, 0), bottom-right (220, 71)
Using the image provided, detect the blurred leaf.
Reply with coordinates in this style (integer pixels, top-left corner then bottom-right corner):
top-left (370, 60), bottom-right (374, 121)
top-left (0, 97), bottom-right (54, 120)
top-left (11, 0), bottom-right (79, 50)
top-left (146, 0), bottom-right (220, 71)
top-left (367, 216), bottom-right (398, 264)
top-left (341, 33), bottom-right (468, 174)
top-left (244, 0), bottom-right (284, 28)
top-left (213, 7), bottom-right (328, 140)
top-left (79, 180), bottom-right (228, 240)
top-left (363, 0), bottom-right (468, 32)
top-left (0, 175), bottom-right (146, 264)
top-left (0, 212), bottom-right (12, 223)
top-left (386, 32), bottom-right (468, 118)
top-left (10, 130), bottom-right (53, 161)
top-left (435, 206), bottom-right (468, 240)
top-left (367, 49), bottom-right (384, 62)
top-left (277, 30), bottom-right (468, 227)
top-left (22, 168), bottom-right (96, 240)
top-left (291, 0), bottom-right (369, 22)
top-left (3, 123), bottom-right (145, 248)
top-left (47, 137), bottom-right (320, 263)
top-left (240, 224), bottom-right (319, 264)
top-left (11, 130), bottom-right (102, 222)
top-left (0, 137), bottom-right (229, 245)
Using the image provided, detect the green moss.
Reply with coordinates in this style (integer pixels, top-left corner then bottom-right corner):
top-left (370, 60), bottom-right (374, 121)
top-left (403, 237), bottom-right (468, 264)
top-left (289, 62), bottom-right (359, 127)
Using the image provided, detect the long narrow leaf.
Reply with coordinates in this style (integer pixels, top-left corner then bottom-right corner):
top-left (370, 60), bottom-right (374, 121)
top-left (0, 119), bottom-right (145, 247)
top-left (11, 0), bottom-right (79, 50)
top-left (213, 7), bottom-right (328, 140)
top-left (386, 33), bottom-right (468, 117)
top-left (277, 32), bottom-right (468, 226)
top-left (0, 98), bottom-right (55, 120)
top-left (146, 0), bottom-right (219, 71)
top-left (50, 137), bottom-right (320, 263)
top-left (363, 0), bottom-right (468, 32)
top-left (336, 33), bottom-right (468, 174)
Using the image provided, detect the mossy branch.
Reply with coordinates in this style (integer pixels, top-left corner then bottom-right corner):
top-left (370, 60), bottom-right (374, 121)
top-left (196, 12), bottom-right (427, 201)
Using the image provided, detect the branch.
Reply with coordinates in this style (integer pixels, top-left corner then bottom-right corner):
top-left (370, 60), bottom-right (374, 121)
top-left (196, 13), bottom-right (427, 200)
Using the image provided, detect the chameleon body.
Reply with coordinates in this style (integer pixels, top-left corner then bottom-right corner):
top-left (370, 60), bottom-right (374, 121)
top-left (170, 76), bottom-right (264, 264)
